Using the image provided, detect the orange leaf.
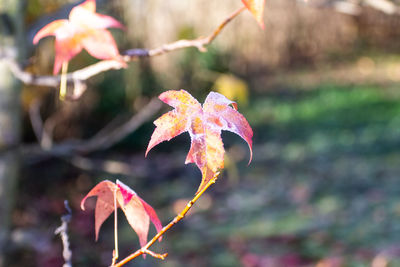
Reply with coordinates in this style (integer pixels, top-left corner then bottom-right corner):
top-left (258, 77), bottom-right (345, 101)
top-left (146, 90), bottom-right (253, 193)
top-left (33, 0), bottom-right (124, 74)
top-left (81, 180), bottom-right (162, 247)
top-left (241, 0), bottom-right (266, 28)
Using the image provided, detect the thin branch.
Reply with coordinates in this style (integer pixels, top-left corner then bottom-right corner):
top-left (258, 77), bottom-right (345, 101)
top-left (142, 249), bottom-right (168, 260)
top-left (41, 106), bottom-right (65, 149)
top-left (68, 156), bottom-right (134, 176)
top-left (77, 97), bottom-right (162, 153)
top-left (301, 0), bottom-right (400, 16)
top-left (125, 6), bottom-right (246, 58)
top-left (112, 171), bottom-right (221, 267)
top-left (55, 200), bottom-right (72, 267)
top-left (364, 0), bottom-right (400, 14)
top-left (22, 97), bottom-right (162, 160)
top-left (2, 6), bottom-right (246, 94)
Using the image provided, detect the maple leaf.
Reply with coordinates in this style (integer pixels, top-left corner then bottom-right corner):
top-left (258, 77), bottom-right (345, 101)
top-left (146, 90), bottom-right (253, 193)
top-left (241, 0), bottom-right (266, 28)
top-left (81, 180), bottom-right (162, 247)
top-left (33, 0), bottom-right (125, 74)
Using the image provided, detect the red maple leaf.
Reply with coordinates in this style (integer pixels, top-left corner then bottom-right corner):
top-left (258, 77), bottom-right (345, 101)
top-left (81, 180), bottom-right (162, 247)
top-left (33, 0), bottom-right (125, 74)
top-left (242, 0), bottom-right (266, 28)
top-left (146, 90), bottom-right (253, 193)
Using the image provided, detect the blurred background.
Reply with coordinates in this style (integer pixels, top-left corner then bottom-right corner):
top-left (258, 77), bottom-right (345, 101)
top-left (1, 0), bottom-right (400, 266)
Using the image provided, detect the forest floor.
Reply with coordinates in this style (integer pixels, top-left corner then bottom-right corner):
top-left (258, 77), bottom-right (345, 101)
top-left (7, 57), bottom-right (400, 267)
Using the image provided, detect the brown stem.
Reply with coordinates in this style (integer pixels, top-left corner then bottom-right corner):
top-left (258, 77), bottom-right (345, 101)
top-left (112, 171), bottom-right (221, 267)
top-left (2, 6), bottom-right (246, 96)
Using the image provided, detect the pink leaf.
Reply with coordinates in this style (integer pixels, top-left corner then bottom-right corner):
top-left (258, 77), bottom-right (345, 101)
top-left (69, 0), bottom-right (125, 30)
top-left (146, 90), bottom-right (253, 193)
top-left (80, 180), bottom-right (117, 241)
top-left (81, 180), bottom-right (162, 247)
top-left (33, 0), bottom-right (125, 74)
top-left (116, 179), bottom-right (136, 205)
top-left (82, 30), bottom-right (121, 60)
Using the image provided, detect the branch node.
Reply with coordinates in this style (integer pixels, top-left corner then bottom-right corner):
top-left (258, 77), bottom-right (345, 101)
top-left (197, 44), bottom-right (208, 52)
top-left (111, 250), bottom-right (118, 266)
top-left (142, 249), bottom-right (168, 260)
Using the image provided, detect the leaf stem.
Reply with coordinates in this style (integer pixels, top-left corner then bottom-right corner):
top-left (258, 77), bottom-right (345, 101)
top-left (60, 61), bottom-right (68, 100)
top-left (112, 171), bottom-right (221, 267)
top-left (111, 188), bottom-right (119, 266)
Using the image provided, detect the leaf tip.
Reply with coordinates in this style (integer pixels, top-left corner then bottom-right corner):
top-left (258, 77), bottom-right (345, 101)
top-left (258, 21), bottom-right (265, 30)
top-left (247, 132), bottom-right (254, 165)
top-left (247, 148), bottom-right (253, 165)
top-left (144, 147), bottom-right (150, 158)
top-left (80, 198), bottom-right (87, 211)
top-left (242, 0), bottom-right (266, 29)
top-left (32, 35), bottom-right (39, 45)
top-left (95, 232), bottom-right (100, 242)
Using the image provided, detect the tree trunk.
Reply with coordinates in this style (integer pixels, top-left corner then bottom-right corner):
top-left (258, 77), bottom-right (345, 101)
top-left (0, 0), bottom-right (24, 265)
